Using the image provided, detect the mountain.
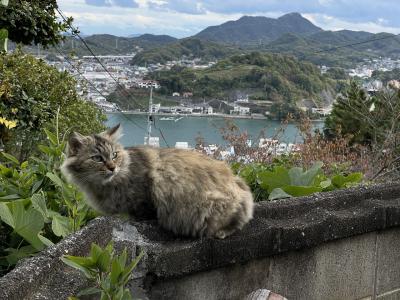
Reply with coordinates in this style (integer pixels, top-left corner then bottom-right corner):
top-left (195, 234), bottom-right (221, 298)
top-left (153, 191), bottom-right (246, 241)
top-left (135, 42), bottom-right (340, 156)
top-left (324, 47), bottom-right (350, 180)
top-left (131, 38), bottom-right (240, 65)
top-left (260, 30), bottom-right (400, 67)
top-left (16, 33), bottom-right (178, 57)
top-left (194, 13), bottom-right (322, 45)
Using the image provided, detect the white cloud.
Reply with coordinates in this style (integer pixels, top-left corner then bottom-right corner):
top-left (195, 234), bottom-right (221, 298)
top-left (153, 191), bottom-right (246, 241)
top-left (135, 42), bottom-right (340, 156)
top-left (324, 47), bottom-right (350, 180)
top-left (303, 13), bottom-right (400, 34)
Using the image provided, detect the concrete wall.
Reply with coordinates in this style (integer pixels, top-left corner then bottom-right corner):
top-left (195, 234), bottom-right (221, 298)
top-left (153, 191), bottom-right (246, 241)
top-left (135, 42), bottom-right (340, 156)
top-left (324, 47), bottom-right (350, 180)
top-left (2, 183), bottom-right (400, 300)
top-left (150, 228), bottom-right (400, 300)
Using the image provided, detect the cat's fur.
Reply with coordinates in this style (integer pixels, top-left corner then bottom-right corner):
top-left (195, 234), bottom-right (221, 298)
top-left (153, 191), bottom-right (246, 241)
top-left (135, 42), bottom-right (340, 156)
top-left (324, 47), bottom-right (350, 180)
top-left (61, 124), bottom-right (254, 239)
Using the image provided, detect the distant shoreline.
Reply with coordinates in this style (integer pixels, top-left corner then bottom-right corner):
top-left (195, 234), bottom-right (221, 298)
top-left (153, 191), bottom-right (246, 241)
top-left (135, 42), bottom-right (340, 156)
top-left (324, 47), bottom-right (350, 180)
top-left (106, 111), bottom-right (325, 122)
top-left (106, 111), bottom-right (269, 120)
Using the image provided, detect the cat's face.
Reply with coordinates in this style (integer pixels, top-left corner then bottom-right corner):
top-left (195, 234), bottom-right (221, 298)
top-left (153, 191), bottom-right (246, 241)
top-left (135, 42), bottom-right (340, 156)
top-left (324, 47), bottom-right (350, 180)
top-left (62, 124), bottom-right (130, 184)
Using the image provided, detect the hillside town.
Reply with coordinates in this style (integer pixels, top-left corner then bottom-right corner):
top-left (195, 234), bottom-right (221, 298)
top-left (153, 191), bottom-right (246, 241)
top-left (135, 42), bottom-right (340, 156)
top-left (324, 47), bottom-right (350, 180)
top-left (41, 52), bottom-right (400, 118)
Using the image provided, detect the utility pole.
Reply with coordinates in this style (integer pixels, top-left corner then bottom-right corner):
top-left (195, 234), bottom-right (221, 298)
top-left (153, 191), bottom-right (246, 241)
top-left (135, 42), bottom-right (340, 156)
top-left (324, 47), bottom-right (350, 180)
top-left (146, 86), bottom-right (153, 145)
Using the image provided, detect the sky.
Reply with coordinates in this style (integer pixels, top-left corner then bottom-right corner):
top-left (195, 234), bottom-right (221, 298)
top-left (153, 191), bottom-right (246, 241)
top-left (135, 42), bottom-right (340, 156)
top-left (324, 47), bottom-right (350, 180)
top-left (58, 0), bottom-right (400, 38)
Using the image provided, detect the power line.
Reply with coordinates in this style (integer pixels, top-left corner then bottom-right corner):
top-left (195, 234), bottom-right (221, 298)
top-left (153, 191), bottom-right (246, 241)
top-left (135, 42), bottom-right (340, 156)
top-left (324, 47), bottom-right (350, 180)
top-left (313, 33), bottom-right (400, 54)
top-left (56, 7), bottom-right (146, 110)
top-left (53, 45), bottom-right (147, 133)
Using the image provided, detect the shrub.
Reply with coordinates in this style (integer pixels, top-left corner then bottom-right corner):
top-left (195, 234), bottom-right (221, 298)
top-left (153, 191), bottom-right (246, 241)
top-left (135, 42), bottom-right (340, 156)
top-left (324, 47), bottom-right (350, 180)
top-left (0, 50), bottom-right (106, 160)
top-left (0, 128), bottom-right (95, 276)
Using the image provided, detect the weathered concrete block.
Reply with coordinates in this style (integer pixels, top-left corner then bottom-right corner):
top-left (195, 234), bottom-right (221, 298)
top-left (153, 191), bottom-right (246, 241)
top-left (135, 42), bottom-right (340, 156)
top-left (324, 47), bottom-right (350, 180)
top-left (376, 228), bottom-right (400, 297)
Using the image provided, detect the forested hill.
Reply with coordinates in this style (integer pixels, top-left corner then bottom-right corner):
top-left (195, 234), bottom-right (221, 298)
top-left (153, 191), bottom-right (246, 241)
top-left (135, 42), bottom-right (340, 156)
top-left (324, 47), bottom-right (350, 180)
top-left (149, 52), bottom-right (335, 104)
top-left (14, 33), bottom-right (178, 56)
top-left (194, 13), bottom-right (322, 45)
top-left (130, 38), bottom-right (241, 65)
top-left (257, 31), bottom-right (400, 67)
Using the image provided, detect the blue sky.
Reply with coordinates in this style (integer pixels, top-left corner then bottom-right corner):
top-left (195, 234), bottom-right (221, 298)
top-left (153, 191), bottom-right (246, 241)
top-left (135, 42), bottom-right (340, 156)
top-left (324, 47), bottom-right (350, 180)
top-left (58, 0), bottom-right (400, 37)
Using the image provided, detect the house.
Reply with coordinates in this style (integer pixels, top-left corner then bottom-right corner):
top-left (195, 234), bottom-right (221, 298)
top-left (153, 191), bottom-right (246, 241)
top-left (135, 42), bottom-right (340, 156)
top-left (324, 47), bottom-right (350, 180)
top-left (150, 103), bottom-right (161, 113)
top-left (137, 80), bottom-right (160, 89)
top-left (230, 105), bottom-right (250, 116)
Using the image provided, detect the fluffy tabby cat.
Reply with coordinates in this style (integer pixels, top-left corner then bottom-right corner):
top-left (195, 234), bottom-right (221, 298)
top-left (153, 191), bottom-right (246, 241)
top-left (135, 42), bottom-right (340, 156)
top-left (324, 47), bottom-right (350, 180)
top-left (61, 124), bottom-right (254, 239)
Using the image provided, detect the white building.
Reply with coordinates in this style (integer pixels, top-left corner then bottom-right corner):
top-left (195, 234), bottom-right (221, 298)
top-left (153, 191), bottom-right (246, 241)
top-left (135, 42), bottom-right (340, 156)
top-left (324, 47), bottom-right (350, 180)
top-left (150, 103), bottom-right (161, 113)
top-left (230, 105), bottom-right (250, 115)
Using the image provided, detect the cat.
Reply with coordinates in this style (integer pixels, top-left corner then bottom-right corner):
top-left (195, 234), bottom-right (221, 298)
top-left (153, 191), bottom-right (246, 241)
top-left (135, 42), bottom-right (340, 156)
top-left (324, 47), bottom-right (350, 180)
top-left (61, 124), bottom-right (254, 239)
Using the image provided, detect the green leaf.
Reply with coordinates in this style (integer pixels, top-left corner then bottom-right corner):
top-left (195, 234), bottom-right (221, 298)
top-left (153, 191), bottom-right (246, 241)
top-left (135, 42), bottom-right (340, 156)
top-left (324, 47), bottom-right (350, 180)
top-left (121, 251), bottom-right (144, 285)
top-left (61, 256), bottom-right (95, 279)
top-left (97, 249), bottom-right (111, 273)
top-left (5, 245), bottom-right (37, 265)
top-left (0, 194), bottom-right (21, 201)
top-left (46, 172), bottom-right (64, 188)
top-left (288, 162), bottom-right (323, 186)
top-left (90, 243), bottom-right (103, 264)
top-left (44, 129), bottom-right (59, 146)
top-left (38, 234), bottom-right (55, 247)
top-left (0, 201), bottom-right (45, 250)
top-left (320, 179), bottom-right (332, 190)
top-left (77, 287), bottom-right (101, 297)
top-left (1, 152), bottom-right (19, 165)
top-left (282, 185), bottom-right (322, 197)
top-left (52, 214), bottom-right (72, 237)
top-left (331, 172), bottom-right (363, 188)
top-left (268, 188), bottom-right (292, 200)
top-left (258, 166), bottom-right (290, 193)
top-left (0, 29), bottom-right (7, 52)
top-left (0, 202), bottom-right (14, 226)
top-left (110, 258), bottom-right (123, 285)
top-left (0, 0), bottom-right (9, 6)
top-left (31, 193), bottom-right (50, 222)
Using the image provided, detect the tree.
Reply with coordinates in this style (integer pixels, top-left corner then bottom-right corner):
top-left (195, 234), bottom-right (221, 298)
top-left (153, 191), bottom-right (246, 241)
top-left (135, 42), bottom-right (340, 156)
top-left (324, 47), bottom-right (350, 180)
top-left (324, 81), bottom-right (374, 144)
top-left (0, 0), bottom-right (73, 48)
top-left (0, 50), bottom-right (105, 159)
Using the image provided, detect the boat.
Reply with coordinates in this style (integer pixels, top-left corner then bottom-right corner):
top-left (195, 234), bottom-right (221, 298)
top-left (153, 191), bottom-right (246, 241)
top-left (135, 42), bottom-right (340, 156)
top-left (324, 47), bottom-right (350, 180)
top-left (159, 117), bottom-right (176, 121)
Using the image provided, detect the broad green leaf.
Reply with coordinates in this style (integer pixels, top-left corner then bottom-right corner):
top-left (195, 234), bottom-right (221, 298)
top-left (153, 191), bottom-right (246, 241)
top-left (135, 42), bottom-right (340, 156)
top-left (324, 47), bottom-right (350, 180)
top-left (38, 145), bottom-right (52, 156)
top-left (288, 162), bottom-right (323, 186)
top-left (1, 152), bottom-right (19, 165)
top-left (77, 287), bottom-right (101, 297)
top-left (0, 203), bottom-right (14, 226)
top-left (38, 234), bottom-right (55, 247)
top-left (121, 289), bottom-right (133, 300)
top-left (2, 201), bottom-right (45, 250)
top-left (52, 214), bottom-right (72, 237)
top-left (258, 166), bottom-right (290, 193)
top-left (282, 185), bottom-right (322, 197)
top-left (0, 0), bottom-right (9, 6)
top-left (31, 193), bottom-right (50, 222)
top-left (320, 179), bottom-right (332, 190)
top-left (46, 172), bottom-right (64, 188)
top-left (5, 245), bottom-right (37, 265)
top-left (31, 178), bottom-right (44, 194)
top-left (332, 172), bottom-right (363, 188)
top-left (268, 188), bottom-right (292, 200)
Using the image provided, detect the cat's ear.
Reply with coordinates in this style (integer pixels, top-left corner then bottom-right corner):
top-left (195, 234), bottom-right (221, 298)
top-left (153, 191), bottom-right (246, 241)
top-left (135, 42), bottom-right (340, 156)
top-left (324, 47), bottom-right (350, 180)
top-left (103, 124), bottom-right (123, 142)
top-left (67, 132), bottom-right (86, 156)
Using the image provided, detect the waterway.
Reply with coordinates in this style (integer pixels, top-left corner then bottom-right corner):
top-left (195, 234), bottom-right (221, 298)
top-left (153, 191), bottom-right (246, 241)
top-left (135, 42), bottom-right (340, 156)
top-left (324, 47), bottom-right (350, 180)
top-left (106, 113), bottom-right (324, 147)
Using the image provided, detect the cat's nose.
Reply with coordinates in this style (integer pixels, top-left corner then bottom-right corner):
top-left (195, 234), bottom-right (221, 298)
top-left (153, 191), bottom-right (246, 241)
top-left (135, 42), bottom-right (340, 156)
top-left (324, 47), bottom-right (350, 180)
top-left (106, 162), bottom-right (116, 172)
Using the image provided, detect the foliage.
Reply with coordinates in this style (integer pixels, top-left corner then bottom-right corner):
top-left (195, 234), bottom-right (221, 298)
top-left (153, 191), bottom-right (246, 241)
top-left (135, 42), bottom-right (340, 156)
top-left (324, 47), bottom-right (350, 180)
top-left (0, 128), bottom-right (95, 276)
top-left (148, 52), bottom-right (334, 118)
top-left (0, 0), bottom-right (73, 47)
top-left (371, 68), bottom-right (400, 85)
top-left (0, 50), bottom-right (106, 160)
top-left (131, 37), bottom-right (239, 65)
top-left (233, 161), bottom-right (363, 201)
top-left (62, 242), bottom-right (144, 300)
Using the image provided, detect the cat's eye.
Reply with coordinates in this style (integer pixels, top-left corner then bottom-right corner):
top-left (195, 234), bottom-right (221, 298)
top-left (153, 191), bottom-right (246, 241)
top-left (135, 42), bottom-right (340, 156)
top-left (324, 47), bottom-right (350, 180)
top-left (112, 152), bottom-right (118, 160)
top-left (91, 155), bottom-right (103, 162)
